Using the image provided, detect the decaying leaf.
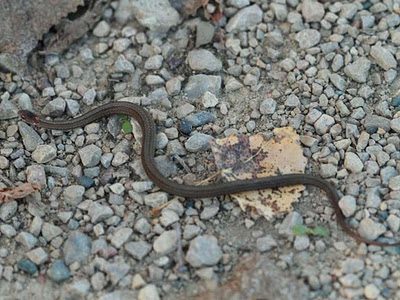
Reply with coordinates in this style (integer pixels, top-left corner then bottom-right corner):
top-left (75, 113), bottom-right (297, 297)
top-left (210, 127), bottom-right (307, 220)
top-left (0, 183), bottom-right (41, 204)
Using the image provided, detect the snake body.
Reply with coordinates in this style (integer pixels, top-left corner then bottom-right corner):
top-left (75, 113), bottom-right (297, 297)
top-left (18, 101), bottom-right (400, 246)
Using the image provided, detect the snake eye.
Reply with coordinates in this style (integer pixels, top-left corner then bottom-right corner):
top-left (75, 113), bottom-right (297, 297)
top-left (18, 110), bottom-right (40, 125)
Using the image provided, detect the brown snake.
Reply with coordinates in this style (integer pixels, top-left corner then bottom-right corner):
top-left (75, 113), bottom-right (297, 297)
top-left (18, 101), bottom-right (400, 247)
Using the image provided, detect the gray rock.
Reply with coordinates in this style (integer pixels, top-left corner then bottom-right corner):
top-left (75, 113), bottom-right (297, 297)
top-left (188, 49), bottom-right (222, 72)
top-left (138, 284), bottom-right (160, 300)
top-left (344, 152), bottom-right (364, 173)
top-left (64, 231), bottom-right (92, 265)
top-left (196, 21), bottom-right (215, 47)
top-left (294, 235), bottom-right (310, 251)
top-left (144, 55), bottom-right (163, 70)
top-left (390, 118), bottom-right (400, 133)
top-left (160, 209), bottom-right (179, 227)
top-left (320, 164), bottom-right (337, 178)
top-left (364, 115), bottom-right (391, 133)
top-left (0, 201), bottom-right (18, 221)
top-left (295, 29), bottom-right (321, 48)
top-left (133, 219), bottom-right (151, 237)
top-left (18, 122), bottom-right (43, 151)
top-left (125, 240), bottom-right (152, 260)
top-left (0, 99), bottom-right (18, 120)
top-left (0, 224), bottom-right (16, 237)
top-left (200, 205), bottom-right (219, 220)
top-left (184, 133), bottom-right (214, 152)
top-left (15, 232), bottom-right (38, 249)
top-left (153, 230), bottom-right (177, 254)
top-left (380, 166), bottom-right (397, 185)
top-left (285, 94), bottom-right (300, 107)
top-left (271, 3), bottom-right (288, 21)
top-left (114, 55), bottom-right (135, 73)
top-left (66, 99), bottom-right (80, 116)
top-left (82, 88), bottom-right (96, 105)
top-left (279, 212), bottom-right (303, 236)
top-left (26, 247), bottom-right (48, 265)
top-left (370, 45), bottom-right (397, 70)
top-left (131, 0), bottom-right (180, 33)
top-left (144, 192), bottom-right (168, 208)
top-left (338, 195), bottom-right (356, 217)
top-left (41, 222), bottom-right (63, 241)
top-left (31, 145), bottom-right (57, 163)
top-left (256, 235), bottom-right (277, 252)
top-left (329, 73), bottom-right (346, 91)
top-left (78, 144), bottom-right (102, 167)
top-left (341, 258), bottom-right (364, 274)
top-left (344, 58), bottom-right (371, 83)
top-left (104, 262), bottom-right (130, 285)
top-left (88, 202), bottom-right (113, 223)
top-left (110, 227), bottom-right (132, 248)
top-left (226, 5), bottom-right (263, 32)
top-left (364, 284), bottom-right (380, 299)
top-left (41, 97), bottom-right (66, 117)
top-left (47, 260), bottom-right (71, 283)
top-left (201, 91), bottom-right (219, 108)
top-left (184, 74), bottom-right (221, 99)
top-left (314, 114), bottom-right (335, 134)
top-left (63, 185), bottom-right (85, 206)
top-left (301, 0), bottom-right (324, 22)
top-left (185, 235), bottom-right (222, 267)
top-left (358, 218), bottom-right (386, 240)
top-left (93, 20), bottom-right (110, 37)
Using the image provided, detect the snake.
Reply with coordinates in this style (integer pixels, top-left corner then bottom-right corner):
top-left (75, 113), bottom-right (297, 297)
top-left (18, 101), bottom-right (400, 247)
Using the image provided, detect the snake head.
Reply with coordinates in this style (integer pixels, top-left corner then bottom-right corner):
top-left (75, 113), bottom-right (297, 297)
top-left (18, 110), bottom-right (40, 126)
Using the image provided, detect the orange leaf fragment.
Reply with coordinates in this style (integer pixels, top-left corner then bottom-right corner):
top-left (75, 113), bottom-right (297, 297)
top-left (211, 127), bottom-right (307, 219)
top-left (0, 183), bottom-right (41, 204)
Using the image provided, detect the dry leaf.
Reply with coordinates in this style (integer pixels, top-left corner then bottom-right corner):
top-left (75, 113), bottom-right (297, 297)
top-left (210, 127), bottom-right (307, 219)
top-left (0, 183), bottom-right (41, 204)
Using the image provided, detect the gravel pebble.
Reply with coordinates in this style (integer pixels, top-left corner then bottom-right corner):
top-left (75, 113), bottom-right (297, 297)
top-left (344, 152), bottom-right (364, 173)
top-left (344, 58), bottom-right (371, 83)
top-left (79, 145), bottom-right (102, 167)
top-left (358, 218), bottom-right (386, 240)
top-left (184, 133), bottom-right (213, 152)
top-left (138, 284), bottom-right (160, 300)
top-left (256, 235), bottom-right (277, 252)
top-left (125, 241), bottom-right (152, 260)
top-left (338, 195), bottom-right (357, 217)
top-left (225, 4), bottom-right (263, 32)
top-left (295, 29), bottom-right (321, 48)
top-left (32, 145), bottom-right (57, 163)
top-left (185, 235), bottom-right (222, 267)
top-left (26, 247), bottom-right (48, 265)
top-left (188, 49), bottom-right (222, 72)
top-left (47, 260), bottom-right (71, 283)
top-left (63, 185), bottom-right (85, 206)
top-left (370, 44), bottom-right (397, 70)
top-left (153, 230), bottom-right (178, 254)
top-left (63, 231), bottom-right (92, 265)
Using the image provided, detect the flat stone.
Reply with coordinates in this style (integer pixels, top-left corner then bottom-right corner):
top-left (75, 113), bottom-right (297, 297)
top-left (47, 260), bottom-right (71, 283)
top-left (184, 74), bottom-right (221, 99)
top-left (295, 29), bottom-right (321, 49)
top-left (63, 185), bottom-right (85, 206)
top-left (187, 49), bottom-right (222, 72)
top-left (26, 247), bottom-right (48, 265)
top-left (125, 240), bottom-right (152, 260)
top-left (32, 145), bottom-right (57, 163)
top-left (226, 5), bottom-right (263, 32)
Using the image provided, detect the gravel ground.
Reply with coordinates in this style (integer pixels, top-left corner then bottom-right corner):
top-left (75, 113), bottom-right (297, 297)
top-left (2, 0), bottom-right (400, 299)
